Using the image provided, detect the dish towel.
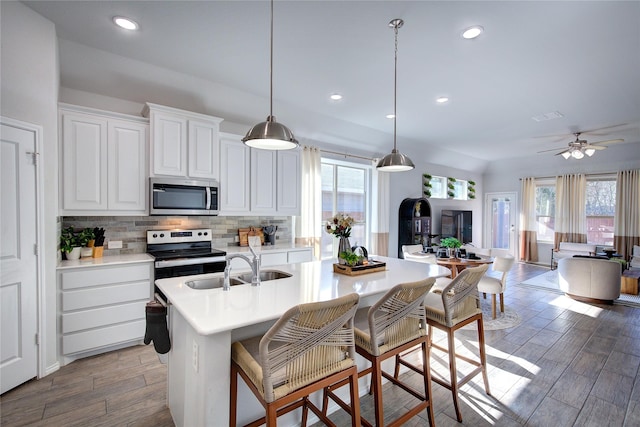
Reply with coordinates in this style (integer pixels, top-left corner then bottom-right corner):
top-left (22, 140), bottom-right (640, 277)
top-left (143, 300), bottom-right (171, 354)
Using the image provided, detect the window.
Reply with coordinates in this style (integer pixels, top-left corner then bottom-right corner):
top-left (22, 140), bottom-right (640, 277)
top-left (321, 159), bottom-right (370, 259)
top-left (586, 178), bottom-right (616, 245)
top-left (533, 175), bottom-right (616, 245)
top-left (535, 183), bottom-right (556, 242)
top-left (426, 175), bottom-right (469, 199)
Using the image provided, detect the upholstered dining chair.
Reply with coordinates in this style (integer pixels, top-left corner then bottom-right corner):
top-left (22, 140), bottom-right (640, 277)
top-left (322, 278), bottom-right (436, 427)
top-left (477, 255), bottom-right (515, 319)
top-left (395, 264), bottom-right (490, 423)
top-left (230, 293), bottom-right (361, 427)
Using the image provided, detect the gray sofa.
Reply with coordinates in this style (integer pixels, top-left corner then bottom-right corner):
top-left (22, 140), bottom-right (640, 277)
top-left (557, 257), bottom-right (621, 304)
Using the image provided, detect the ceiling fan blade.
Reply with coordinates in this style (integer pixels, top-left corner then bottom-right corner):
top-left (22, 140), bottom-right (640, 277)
top-left (537, 147), bottom-right (566, 154)
top-left (584, 144), bottom-right (607, 151)
top-left (590, 138), bottom-right (625, 146)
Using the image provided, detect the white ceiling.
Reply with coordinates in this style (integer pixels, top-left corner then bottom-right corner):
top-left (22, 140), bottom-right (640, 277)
top-left (23, 1), bottom-right (640, 168)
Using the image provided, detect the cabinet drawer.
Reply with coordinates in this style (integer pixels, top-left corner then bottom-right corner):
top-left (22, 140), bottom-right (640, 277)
top-left (63, 281), bottom-right (150, 311)
top-left (61, 264), bottom-right (150, 290)
top-left (288, 249), bottom-right (313, 264)
top-left (63, 320), bottom-right (146, 355)
top-left (62, 300), bottom-right (147, 333)
top-left (261, 252), bottom-right (288, 267)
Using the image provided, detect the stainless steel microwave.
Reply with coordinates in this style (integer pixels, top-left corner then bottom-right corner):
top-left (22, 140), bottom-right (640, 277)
top-left (150, 178), bottom-right (219, 216)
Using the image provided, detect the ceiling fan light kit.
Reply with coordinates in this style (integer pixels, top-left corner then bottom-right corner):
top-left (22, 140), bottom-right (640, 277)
top-left (377, 18), bottom-right (415, 172)
top-left (242, 0), bottom-right (298, 151)
top-left (540, 131), bottom-right (626, 160)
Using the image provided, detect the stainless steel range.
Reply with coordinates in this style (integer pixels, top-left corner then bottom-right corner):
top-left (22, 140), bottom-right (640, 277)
top-left (147, 228), bottom-right (226, 280)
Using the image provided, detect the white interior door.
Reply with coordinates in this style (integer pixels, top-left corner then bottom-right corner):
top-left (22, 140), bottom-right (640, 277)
top-left (1, 120), bottom-right (39, 394)
top-left (485, 192), bottom-right (518, 257)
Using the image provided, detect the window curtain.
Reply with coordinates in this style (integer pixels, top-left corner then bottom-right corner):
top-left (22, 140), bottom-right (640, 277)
top-left (554, 173), bottom-right (587, 248)
top-left (614, 169), bottom-right (640, 260)
top-left (294, 146), bottom-right (322, 259)
top-left (519, 177), bottom-right (539, 262)
top-left (370, 159), bottom-right (390, 256)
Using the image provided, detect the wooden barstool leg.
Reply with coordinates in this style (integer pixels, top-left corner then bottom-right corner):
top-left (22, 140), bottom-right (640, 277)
top-left (477, 317), bottom-right (491, 395)
top-left (349, 371), bottom-right (361, 427)
top-left (447, 329), bottom-right (463, 422)
top-left (421, 342), bottom-right (435, 427)
top-left (372, 358), bottom-right (384, 427)
top-left (500, 293), bottom-right (505, 313)
top-left (230, 363), bottom-right (238, 427)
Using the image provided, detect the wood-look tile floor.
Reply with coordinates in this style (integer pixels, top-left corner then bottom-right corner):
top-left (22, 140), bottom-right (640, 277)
top-left (2, 262), bottom-right (639, 426)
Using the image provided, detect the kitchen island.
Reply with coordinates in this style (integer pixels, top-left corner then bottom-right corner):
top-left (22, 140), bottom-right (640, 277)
top-left (155, 256), bottom-right (450, 427)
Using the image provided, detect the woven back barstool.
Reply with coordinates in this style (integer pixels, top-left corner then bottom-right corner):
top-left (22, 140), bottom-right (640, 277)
top-left (395, 264), bottom-right (490, 422)
top-left (322, 278), bottom-right (436, 427)
top-left (230, 293), bottom-right (361, 427)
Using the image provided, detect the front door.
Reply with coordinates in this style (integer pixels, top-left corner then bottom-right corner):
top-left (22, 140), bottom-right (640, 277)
top-left (1, 119), bottom-right (39, 394)
top-left (485, 192), bottom-right (518, 258)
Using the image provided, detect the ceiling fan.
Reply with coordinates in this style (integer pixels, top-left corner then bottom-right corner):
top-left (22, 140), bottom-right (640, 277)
top-left (537, 132), bottom-right (625, 159)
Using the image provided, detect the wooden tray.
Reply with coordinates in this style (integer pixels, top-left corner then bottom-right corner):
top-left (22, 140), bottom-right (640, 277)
top-left (333, 260), bottom-right (386, 276)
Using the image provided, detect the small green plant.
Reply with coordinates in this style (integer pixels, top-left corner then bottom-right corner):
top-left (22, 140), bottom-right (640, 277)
top-left (60, 227), bottom-right (80, 253)
top-left (339, 251), bottom-right (362, 266)
top-left (422, 173), bottom-right (432, 179)
top-left (440, 237), bottom-right (462, 249)
top-left (468, 180), bottom-right (476, 186)
top-left (610, 258), bottom-right (627, 270)
top-left (77, 228), bottom-right (95, 247)
top-left (447, 177), bottom-right (456, 182)
top-left (447, 183), bottom-right (455, 190)
top-left (423, 190), bottom-right (432, 198)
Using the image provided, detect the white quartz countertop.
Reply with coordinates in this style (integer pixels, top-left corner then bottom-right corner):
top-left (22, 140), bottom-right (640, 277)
top-left (57, 253), bottom-right (154, 269)
top-left (155, 256), bottom-right (451, 336)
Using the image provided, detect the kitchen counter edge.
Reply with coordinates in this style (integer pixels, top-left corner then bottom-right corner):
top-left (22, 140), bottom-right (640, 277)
top-left (57, 253), bottom-right (155, 270)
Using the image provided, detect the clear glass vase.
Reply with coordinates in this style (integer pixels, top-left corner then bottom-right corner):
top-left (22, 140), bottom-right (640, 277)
top-left (338, 237), bottom-right (351, 264)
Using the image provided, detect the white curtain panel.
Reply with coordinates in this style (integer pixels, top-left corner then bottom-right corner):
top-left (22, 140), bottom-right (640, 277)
top-left (370, 160), bottom-right (390, 256)
top-left (554, 173), bottom-right (587, 247)
top-left (295, 146), bottom-right (322, 259)
top-left (614, 169), bottom-right (640, 259)
top-left (519, 177), bottom-right (539, 262)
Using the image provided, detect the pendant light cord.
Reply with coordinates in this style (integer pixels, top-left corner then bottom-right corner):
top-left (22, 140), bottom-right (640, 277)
top-left (269, 0), bottom-right (274, 118)
top-left (391, 20), bottom-right (402, 152)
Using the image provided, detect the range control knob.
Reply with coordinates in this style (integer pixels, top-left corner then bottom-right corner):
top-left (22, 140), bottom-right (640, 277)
top-left (204, 231), bottom-right (208, 236)
top-left (152, 233), bottom-right (158, 238)
top-left (198, 232), bottom-right (202, 236)
top-left (160, 233), bottom-right (165, 238)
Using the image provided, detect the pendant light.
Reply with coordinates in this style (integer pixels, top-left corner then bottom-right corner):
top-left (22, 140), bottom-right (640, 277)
top-left (242, 0), bottom-right (298, 150)
top-left (377, 19), bottom-right (415, 172)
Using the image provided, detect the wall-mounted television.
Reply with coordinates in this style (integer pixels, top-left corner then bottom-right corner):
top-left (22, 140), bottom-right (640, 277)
top-left (441, 210), bottom-right (472, 244)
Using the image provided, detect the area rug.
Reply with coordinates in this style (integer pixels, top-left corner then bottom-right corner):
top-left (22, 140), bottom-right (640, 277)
top-left (519, 270), bottom-right (640, 308)
top-left (461, 299), bottom-right (522, 331)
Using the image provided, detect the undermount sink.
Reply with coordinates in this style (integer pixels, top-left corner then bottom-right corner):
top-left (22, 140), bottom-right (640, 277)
top-left (236, 270), bottom-right (293, 283)
top-left (185, 270), bottom-right (292, 290)
top-left (185, 276), bottom-right (244, 290)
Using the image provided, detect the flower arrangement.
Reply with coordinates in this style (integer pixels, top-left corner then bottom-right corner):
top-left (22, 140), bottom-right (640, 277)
top-left (325, 213), bottom-right (355, 238)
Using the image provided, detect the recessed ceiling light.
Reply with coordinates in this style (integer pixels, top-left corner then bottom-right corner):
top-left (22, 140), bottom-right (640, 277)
top-left (462, 25), bottom-right (483, 39)
top-left (386, 114), bottom-right (395, 119)
top-left (329, 93), bottom-right (343, 101)
top-left (113, 16), bottom-right (139, 31)
top-left (436, 96), bottom-right (449, 103)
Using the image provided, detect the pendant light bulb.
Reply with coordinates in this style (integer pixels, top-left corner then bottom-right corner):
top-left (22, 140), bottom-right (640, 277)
top-left (377, 18), bottom-right (415, 172)
top-left (243, 0), bottom-right (298, 150)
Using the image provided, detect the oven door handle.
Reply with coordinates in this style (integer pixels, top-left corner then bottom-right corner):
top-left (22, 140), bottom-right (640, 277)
top-left (155, 256), bottom-right (227, 269)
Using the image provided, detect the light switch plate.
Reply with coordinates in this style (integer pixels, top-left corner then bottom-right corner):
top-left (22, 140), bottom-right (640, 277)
top-left (108, 240), bottom-right (123, 249)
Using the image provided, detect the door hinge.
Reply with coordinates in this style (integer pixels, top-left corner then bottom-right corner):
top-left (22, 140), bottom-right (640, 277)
top-left (34, 243), bottom-right (38, 256)
top-left (35, 333), bottom-right (40, 345)
top-left (26, 151), bottom-right (39, 165)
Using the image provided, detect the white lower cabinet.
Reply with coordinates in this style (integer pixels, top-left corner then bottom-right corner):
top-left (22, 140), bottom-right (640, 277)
top-left (287, 248), bottom-right (313, 264)
top-left (58, 262), bottom-right (153, 361)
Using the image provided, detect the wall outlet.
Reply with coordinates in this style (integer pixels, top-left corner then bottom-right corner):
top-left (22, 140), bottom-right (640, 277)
top-left (108, 240), bottom-right (123, 249)
top-left (192, 340), bottom-right (199, 372)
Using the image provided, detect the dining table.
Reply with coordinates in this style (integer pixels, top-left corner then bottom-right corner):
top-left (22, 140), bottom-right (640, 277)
top-left (435, 255), bottom-right (494, 278)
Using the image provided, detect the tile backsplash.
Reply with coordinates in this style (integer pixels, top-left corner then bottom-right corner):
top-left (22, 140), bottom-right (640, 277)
top-left (62, 216), bottom-right (292, 256)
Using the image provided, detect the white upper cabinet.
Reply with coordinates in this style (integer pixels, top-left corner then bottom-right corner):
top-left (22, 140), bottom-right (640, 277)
top-left (59, 105), bottom-right (148, 215)
top-left (143, 103), bottom-right (222, 180)
top-left (220, 133), bottom-right (250, 214)
top-left (276, 150), bottom-right (301, 215)
top-left (219, 133), bottom-right (301, 216)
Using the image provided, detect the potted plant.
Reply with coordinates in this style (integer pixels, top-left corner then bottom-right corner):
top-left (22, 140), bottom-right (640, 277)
top-left (440, 237), bottom-right (462, 258)
top-left (78, 228), bottom-right (95, 258)
top-left (339, 250), bottom-right (363, 267)
top-left (60, 226), bottom-right (81, 260)
top-left (467, 180), bottom-right (476, 199)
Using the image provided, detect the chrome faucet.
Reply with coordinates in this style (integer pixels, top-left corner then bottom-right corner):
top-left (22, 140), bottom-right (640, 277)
top-left (223, 245), bottom-right (261, 290)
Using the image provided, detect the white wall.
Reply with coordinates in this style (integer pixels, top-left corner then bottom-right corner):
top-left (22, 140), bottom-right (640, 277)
top-left (1, 1), bottom-right (60, 373)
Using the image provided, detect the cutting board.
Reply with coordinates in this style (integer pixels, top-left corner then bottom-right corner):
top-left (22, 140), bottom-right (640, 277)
top-left (238, 227), bottom-right (264, 246)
